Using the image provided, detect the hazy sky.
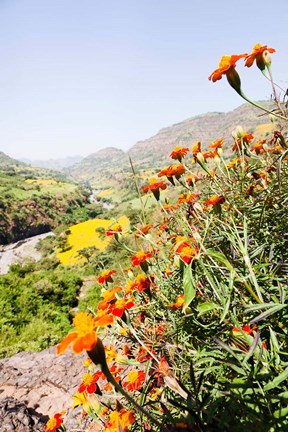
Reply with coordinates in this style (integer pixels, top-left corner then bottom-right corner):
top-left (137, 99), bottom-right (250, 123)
top-left (0, 0), bottom-right (287, 160)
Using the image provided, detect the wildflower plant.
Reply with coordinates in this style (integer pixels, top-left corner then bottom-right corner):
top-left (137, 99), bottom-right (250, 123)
top-left (54, 44), bottom-right (288, 431)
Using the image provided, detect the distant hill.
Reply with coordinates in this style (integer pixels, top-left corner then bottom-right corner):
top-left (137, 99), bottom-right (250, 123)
top-left (66, 102), bottom-right (275, 184)
top-left (65, 147), bottom-right (128, 186)
top-left (0, 151), bottom-right (26, 168)
top-left (128, 101), bottom-right (274, 164)
top-left (20, 155), bottom-right (83, 170)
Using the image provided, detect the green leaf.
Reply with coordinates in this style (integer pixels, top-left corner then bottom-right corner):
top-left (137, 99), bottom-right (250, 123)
top-left (183, 263), bottom-right (196, 313)
top-left (264, 368), bottom-right (288, 391)
top-left (197, 302), bottom-right (220, 317)
top-left (250, 304), bottom-right (287, 324)
top-left (273, 405), bottom-right (288, 419)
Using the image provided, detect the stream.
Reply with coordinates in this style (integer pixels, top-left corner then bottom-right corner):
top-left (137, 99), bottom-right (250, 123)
top-left (0, 232), bottom-right (54, 275)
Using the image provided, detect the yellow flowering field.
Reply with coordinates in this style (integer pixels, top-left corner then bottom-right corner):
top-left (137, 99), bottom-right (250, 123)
top-left (25, 179), bottom-right (59, 185)
top-left (57, 215), bottom-right (129, 265)
top-left (97, 189), bottom-right (113, 197)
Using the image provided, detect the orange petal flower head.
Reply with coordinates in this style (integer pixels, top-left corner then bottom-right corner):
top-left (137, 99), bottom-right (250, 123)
top-left (98, 269), bottom-right (116, 284)
top-left (205, 195), bottom-right (226, 207)
top-left (142, 178), bottom-right (167, 201)
top-left (105, 409), bottom-right (136, 432)
top-left (123, 370), bottom-right (145, 391)
top-left (106, 223), bottom-right (122, 237)
top-left (131, 250), bottom-right (152, 267)
top-left (245, 43), bottom-right (275, 70)
top-left (170, 146), bottom-right (189, 161)
top-left (209, 54), bottom-right (247, 94)
top-left (56, 312), bottom-right (98, 355)
top-left (45, 411), bottom-right (65, 432)
top-left (78, 372), bottom-right (102, 394)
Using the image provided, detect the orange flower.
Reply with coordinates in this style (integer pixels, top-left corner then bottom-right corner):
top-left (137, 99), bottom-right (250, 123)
top-left (135, 224), bottom-right (154, 237)
top-left (158, 164), bottom-right (185, 183)
top-left (97, 286), bottom-right (122, 311)
top-left (137, 345), bottom-right (156, 362)
top-left (209, 54), bottom-right (246, 82)
top-left (131, 273), bottom-right (153, 292)
top-left (56, 312), bottom-right (113, 355)
top-left (186, 173), bottom-right (200, 186)
top-left (251, 139), bottom-right (266, 155)
top-left (105, 409), bottom-right (136, 432)
top-left (142, 178), bottom-right (166, 193)
top-left (174, 237), bottom-right (198, 265)
top-left (169, 293), bottom-right (184, 310)
top-left (202, 149), bottom-right (218, 159)
top-left (142, 178), bottom-right (167, 200)
top-left (204, 195), bottom-right (225, 206)
top-left (209, 138), bottom-right (224, 149)
top-left (131, 250), bottom-right (152, 267)
top-left (232, 132), bottom-right (254, 152)
top-left (170, 146), bottom-right (189, 161)
top-left (245, 43), bottom-right (275, 69)
top-left (106, 223), bottom-right (122, 237)
top-left (45, 411), bottom-right (65, 432)
top-left (98, 269), bottom-right (116, 284)
top-left (208, 54), bottom-right (247, 94)
top-left (123, 370), bottom-right (145, 391)
top-left (78, 372), bottom-right (102, 394)
top-left (109, 297), bottom-right (135, 317)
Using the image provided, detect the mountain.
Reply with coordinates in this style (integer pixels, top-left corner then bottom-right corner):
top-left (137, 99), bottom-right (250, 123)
top-left (66, 147), bottom-right (128, 186)
top-left (128, 102), bottom-right (274, 163)
top-left (66, 102), bottom-right (275, 184)
top-left (20, 155), bottom-right (83, 170)
top-left (0, 151), bottom-right (26, 168)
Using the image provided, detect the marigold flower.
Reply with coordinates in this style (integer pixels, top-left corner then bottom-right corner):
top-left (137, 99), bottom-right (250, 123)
top-left (132, 273), bottom-right (153, 292)
top-left (135, 224), bottom-right (154, 237)
top-left (170, 146), bottom-right (189, 161)
top-left (191, 141), bottom-right (202, 160)
top-left (251, 139), bottom-right (266, 155)
top-left (142, 178), bottom-right (166, 193)
top-left (244, 43), bottom-right (275, 70)
top-left (123, 370), bottom-right (145, 391)
top-left (98, 269), bottom-right (116, 284)
top-left (232, 132), bottom-right (254, 152)
top-left (105, 409), bottom-right (136, 432)
top-left (204, 195), bottom-right (226, 206)
top-left (45, 411), bottom-right (65, 432)
top-left (131, 250), bottom-right (153, 267)
top-left (186, 173), bottom-right (200, 186)
top-left (106, 223), bottom-right (122, 237)
top-left (109, 297), bottom-right (135, 317)
top-left (137, 345), bottom-right (156, 362)
top-left (78, 372), bottom-right (102, 394)
top-left (56, 312), bottom-right (113, 355)
top-left (97, 286), bottom-right (122, 311)
top-left (208, 54), bottom-right (247, 94)
top-left (208, 138), bottom-right (224, 149)
top-left (72, 392), bottom-right (101, 415)
top-left (174, 237), bottom-right (198, 265)
top-left (158, 164), bottom-right (185, 183)
top-left (169, 294), bottom-right (185, 310)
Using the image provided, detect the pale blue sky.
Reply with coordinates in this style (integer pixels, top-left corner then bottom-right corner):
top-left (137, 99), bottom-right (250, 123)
top-left (0, 0), bottom-right (287, 159)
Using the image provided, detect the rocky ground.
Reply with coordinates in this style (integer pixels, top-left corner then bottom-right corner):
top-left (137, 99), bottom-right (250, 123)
top-left (0, 346), bottom-right (91, 432)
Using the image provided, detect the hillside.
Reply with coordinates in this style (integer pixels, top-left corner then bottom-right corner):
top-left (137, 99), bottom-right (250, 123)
top-left (66, 147), bottom-right (129, 187)
top-left (66, 102), bottom-right (274, 184)
top-left (0, 160), bottom-right (99, 244)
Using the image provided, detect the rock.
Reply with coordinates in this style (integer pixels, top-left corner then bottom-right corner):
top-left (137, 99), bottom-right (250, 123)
top-left (0, 397), bottom-right (46, 432)
top-left (0, 346), bottom-right (90, 431)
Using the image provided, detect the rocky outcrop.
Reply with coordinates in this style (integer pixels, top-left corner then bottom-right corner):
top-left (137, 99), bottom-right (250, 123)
top-left (0, 347), bottom-right (90, 431)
